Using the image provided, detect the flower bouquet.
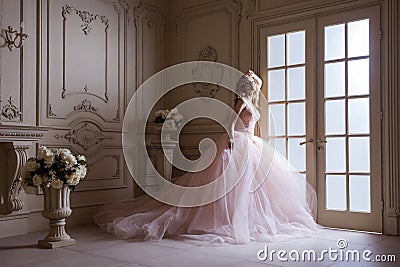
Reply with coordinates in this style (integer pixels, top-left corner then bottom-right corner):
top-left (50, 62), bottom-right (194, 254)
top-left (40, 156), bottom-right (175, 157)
top-left (20, 146), bottom-right (87, 248)
top-left (21, 146), bottom-right (87, 193)
top-left (154, 108), bottom-right (183, 131)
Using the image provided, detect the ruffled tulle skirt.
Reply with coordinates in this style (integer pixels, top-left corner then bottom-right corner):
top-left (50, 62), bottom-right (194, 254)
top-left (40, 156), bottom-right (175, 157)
top-left (94, 131), bottom-right (321, 244)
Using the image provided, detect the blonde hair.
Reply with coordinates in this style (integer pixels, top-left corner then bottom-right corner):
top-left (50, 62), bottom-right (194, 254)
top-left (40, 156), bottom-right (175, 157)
top-left (235, 70), bottom-right (262, 109)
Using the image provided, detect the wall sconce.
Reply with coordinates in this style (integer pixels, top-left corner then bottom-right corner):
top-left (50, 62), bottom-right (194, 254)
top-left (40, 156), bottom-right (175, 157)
top-left (4, 21), bottom-right (29, 51)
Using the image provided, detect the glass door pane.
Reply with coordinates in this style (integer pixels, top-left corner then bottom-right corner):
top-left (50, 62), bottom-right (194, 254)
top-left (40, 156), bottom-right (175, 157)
top-left (323, 18), bottom-right (371, 213)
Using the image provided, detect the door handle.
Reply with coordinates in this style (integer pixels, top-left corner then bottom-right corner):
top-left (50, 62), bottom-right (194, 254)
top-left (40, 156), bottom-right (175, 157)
top-left (316, 139), bottom-right (327, 144)
top-left (299, 139), bottom-right (313, 145)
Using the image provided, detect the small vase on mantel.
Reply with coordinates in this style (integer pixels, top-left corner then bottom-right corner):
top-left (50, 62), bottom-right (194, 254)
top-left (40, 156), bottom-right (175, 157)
top-left (38, 184), bottom-right (76, 248)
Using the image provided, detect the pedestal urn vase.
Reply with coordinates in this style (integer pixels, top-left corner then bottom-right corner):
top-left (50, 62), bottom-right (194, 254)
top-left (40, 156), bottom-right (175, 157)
top-left (38, 184), bottom-right (76, 248)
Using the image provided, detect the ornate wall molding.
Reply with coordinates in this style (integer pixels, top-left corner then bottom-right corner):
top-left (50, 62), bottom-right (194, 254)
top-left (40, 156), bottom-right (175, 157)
top-left (133, 2), bottom-right (165, 87)
top-left (61, 5), bottom-right (109, 35)
top-left (0, 0), bottom-right (24, 123)
top-left (192, 45), bottom-right (223, 98)
top-left (73, 99), bottom-right (98, 112)
top-left (61, 5), bottom-right (109, 103)
top-left (176, 0), bottom-right (241, 66)
top-left (54, 122), bottom-right (112, 151)
top-left (0, 96), bottom-right (22, 120)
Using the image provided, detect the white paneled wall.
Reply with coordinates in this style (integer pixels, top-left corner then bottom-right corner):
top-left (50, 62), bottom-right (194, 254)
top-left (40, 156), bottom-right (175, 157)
top-left (0, 0), bottom-right (399, 237)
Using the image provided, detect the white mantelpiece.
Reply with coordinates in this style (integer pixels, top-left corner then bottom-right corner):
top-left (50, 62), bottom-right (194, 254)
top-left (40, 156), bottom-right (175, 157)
top-left (0, 126), bottom-right (48, 237)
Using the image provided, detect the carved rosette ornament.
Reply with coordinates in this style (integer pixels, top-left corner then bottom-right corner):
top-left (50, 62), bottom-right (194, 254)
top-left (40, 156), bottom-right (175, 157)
top-left (192, 45), bottom-right (223, 98)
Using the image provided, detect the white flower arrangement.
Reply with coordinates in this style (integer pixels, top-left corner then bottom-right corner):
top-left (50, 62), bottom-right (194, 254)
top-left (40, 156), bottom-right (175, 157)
top-left (20, 146), bottom-right (87, 194)
top-left (154, 108), bottom-right (183, 131)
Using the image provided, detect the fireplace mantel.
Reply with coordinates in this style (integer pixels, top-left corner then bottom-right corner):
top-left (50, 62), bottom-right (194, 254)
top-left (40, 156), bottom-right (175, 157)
top-left (0, 125), bottom-right (48, 215)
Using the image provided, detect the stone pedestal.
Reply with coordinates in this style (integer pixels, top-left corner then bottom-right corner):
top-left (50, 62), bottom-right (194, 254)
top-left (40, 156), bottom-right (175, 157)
top-left (38, 184), bottom-right (75, 249)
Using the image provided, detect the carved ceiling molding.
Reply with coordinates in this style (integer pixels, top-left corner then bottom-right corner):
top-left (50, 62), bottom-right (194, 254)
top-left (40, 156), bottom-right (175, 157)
top-left (54, 122), bottom-right (112, 151)
top-left (246, 0), bottom-right (256, 18)
top-left (0, 96), bottom-right (22, 121)
top-left (133, 2), bottom-right (166, 29)
top-left (192, 45), bottom-right (222, 98)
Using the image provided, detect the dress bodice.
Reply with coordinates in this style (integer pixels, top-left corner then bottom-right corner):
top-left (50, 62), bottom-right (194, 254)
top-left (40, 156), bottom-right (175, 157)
top-left (234, 105), bottom-right (259, 135)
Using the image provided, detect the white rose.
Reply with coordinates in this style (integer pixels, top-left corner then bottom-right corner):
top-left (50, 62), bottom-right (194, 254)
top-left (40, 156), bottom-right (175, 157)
top-left (60, 150), bottom-right (77, 166)
top-left (155, 110), bottom-right (163, 117)
top-left (38, 146), bottom-right (54, 163)
top-left (77, 155), bottom-right (86, 162)
top-left (37, 146), bottom-right (47, 158)
top-left (169, 108), bottom-right (178, 115)
top-left (24, 186), bottom-right (37, 195)
top-left (77, 165), bottom-right (87, 179)
top-left (32, 175), bottom-right (42, 186)
top-left (25, 159), bottom-right (38, 172)
top-left (164, 119), bottom-right (177, 131)
top-left (66, 172), bottom-right (80, 185)
top-left (58, 148), bottom-right (71, 155)
top-left (172, 113), bottom-right (183, 123)
top-left (51, 179), bottom-right (63, 189)
top-left (161, 110), bottom-right (170, 119)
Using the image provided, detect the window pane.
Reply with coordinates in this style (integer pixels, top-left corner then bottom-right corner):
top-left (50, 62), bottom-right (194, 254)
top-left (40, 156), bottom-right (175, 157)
top-left (326, 175), bottom-right (347, 210)
top-left (349, 137), bottom-right (370, 172)
top-left (268, 34), bottom-right (285, 68)
top-left (269, 104), bottom-right (285, 136)
top-left (349, 175), bottom-right (371, 212)
top-left (325, 62), bottom-right (345, 98)
top-left (348, 59), bottom-right (369, 96)
top-left (348, 98), bottom-right (370, 134)
top-left (287, 31), bottom-right (305, 65)
top-left (348, 19), bottom-right (369, 58)
top-left (271, 137), bottom-right (286, 158)
top-left (325, 24), bottom-right (345, 61)
top-left (325, 100), bottom-right (345, 135)
top-left (268, 70), bottom-right (285, 102)
top-left (288, 67), bottom-right (305, 100)
top-left (288, 102), bottom-right (305, 135)
top-left (288, 138), bottom-right (306, 171)
top-left (326, 137), bottom-right (346, 172)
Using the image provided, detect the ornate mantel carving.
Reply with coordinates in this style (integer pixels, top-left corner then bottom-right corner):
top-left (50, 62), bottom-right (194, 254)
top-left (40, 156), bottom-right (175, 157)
top-left (0, 126), bottom-right (48, 215)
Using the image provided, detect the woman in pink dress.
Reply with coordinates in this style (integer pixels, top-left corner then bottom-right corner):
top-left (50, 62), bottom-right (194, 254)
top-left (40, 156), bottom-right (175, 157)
top-left (94, 71), bottom-right (320, 244)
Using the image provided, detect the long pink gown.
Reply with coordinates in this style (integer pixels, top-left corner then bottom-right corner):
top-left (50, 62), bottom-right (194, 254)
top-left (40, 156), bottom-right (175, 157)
top-left (94, 104), bottom-right (320, 244)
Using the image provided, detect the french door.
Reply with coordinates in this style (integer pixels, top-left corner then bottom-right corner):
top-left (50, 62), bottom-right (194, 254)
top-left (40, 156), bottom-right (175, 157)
top-left (259, 6), bottom-right (382, 232)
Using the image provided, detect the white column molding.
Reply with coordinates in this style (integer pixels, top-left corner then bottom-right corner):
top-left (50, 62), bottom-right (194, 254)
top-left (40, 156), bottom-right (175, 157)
top-left (383, 0), bottom-right (400, 235)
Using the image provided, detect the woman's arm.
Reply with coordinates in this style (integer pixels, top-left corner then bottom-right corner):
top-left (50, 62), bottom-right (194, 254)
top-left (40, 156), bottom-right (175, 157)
top-left (227, 98), bottom-right (246, 149)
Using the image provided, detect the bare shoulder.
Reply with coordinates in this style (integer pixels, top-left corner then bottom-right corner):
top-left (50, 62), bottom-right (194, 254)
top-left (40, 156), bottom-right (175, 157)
top-left (233, 98), bottom-right (244, 113)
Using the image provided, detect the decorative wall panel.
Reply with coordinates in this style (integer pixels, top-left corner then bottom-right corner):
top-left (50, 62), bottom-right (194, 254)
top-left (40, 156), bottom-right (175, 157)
top-left (39, 0), bottom-right (128, 193)
top-left (0, 0), bottom-right (36, 125)
top-left (39, 0), bottom-right (124, 127)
